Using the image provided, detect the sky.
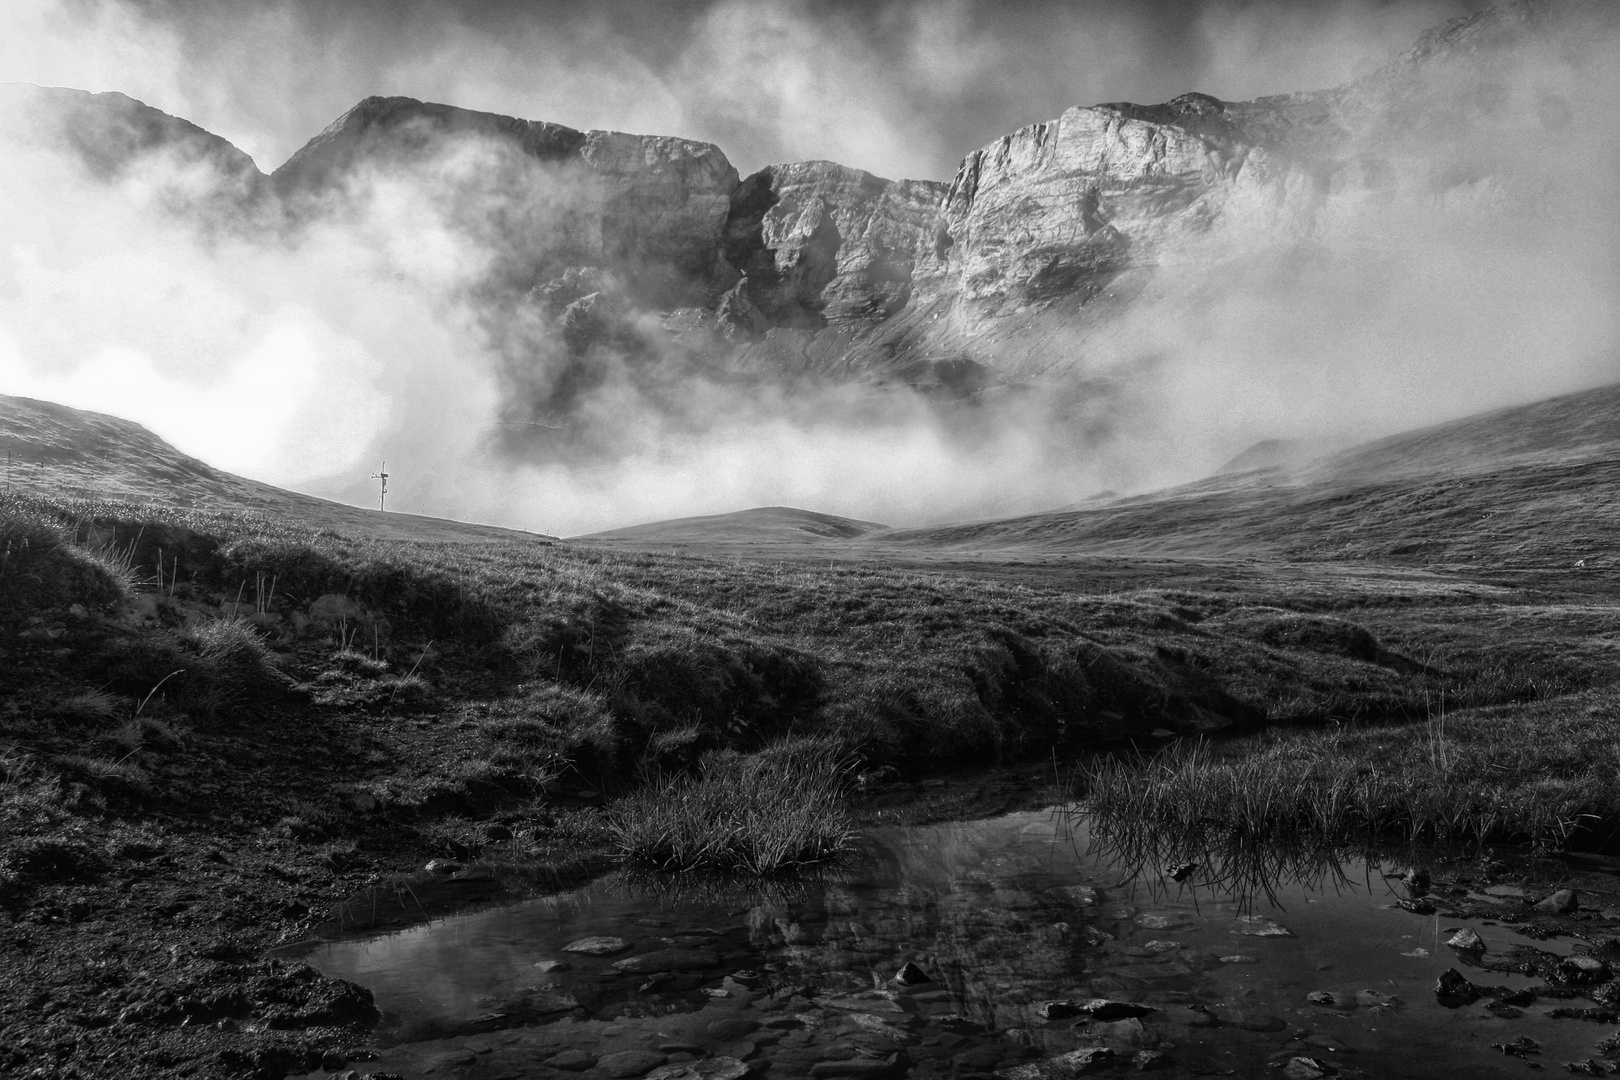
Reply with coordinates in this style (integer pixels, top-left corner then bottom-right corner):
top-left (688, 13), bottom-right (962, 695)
top-left (5, 0), bottom-right (1472, 179)
top-left (2, 0), bottom-right (1616, 536)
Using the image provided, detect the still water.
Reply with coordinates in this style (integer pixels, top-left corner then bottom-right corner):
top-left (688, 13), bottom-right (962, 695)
top-left (306, 811), bottom-right (1614, 1079)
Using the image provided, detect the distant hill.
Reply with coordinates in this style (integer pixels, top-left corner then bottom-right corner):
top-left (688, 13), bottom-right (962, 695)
top-left (578, 505), bottom-right (888, 545)
top-left (876, 379), bottom-right (1620, 568)
top-left (0, 395), bottom-right (547, 544)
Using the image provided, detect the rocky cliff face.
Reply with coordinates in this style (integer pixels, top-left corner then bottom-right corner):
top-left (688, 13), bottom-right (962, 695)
top-left (6, 0), bottom-right (1613, 420)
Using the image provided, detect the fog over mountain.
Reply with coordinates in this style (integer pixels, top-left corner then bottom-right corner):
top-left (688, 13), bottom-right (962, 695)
top-left (1, 0), bottom-right (1617, 534)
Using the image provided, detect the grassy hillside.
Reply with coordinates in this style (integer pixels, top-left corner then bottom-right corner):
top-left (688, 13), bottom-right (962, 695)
top-left (579, 505), bottom-right (889, 545)
top-left (877, 380), bottom-right (1620, 573)
top-left (0, 394), bottom-right (548, 544)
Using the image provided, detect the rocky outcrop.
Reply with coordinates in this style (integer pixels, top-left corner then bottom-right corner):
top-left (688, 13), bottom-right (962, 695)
top-left (273, 96), bottom-right (739, 308)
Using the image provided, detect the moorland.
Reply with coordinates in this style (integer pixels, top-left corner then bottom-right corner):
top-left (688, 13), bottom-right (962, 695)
top-left (2, 377), bottom-right (1619, 1078)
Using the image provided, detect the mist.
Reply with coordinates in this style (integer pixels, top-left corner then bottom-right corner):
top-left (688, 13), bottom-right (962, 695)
top-left (1, 0), bottom-right (1617, 537)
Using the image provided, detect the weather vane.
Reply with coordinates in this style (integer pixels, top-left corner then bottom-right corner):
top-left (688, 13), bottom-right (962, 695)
top-left (370, 460), bottom-right (389, 511)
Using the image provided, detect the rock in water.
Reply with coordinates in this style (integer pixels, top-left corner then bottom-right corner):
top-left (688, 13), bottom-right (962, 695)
top-left (1446, 928), bottom-right (1486, 954)
top-left (561, 936), bottom-right (633, 956)
top-left (892, 961), bottom-right (934, 986)
top-left (1536, 889), bottom-right (1579, 914)
top-left (1435, 968), bottom-right (1480, 1007)
top-left (611, 948), bottom-right (722, 974)
top-left (1284, 1057), bottom-right (1334, 1080)
top-left (646, 1060), bottom-right (749, 1080)
top-left (1305, 990), bottom-right (1354, 1010)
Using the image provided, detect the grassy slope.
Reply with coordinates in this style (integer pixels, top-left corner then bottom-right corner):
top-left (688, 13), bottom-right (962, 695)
top-left (0, 394), bottom-right (550, 545)
top-left (874, 380), bottom-right (1620, 571)
top-left (3, 384), bottom-right (1619, 1078)
top-left (577, 505), bottom-right (889, 544)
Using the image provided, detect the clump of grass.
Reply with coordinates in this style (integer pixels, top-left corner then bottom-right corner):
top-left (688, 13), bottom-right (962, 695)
top-left (1081, 695), bottom-right (1620, 857)
top-left (609, 736), bottom-right (856, 876)
top-left (181, 617), bottom-right (285, 710)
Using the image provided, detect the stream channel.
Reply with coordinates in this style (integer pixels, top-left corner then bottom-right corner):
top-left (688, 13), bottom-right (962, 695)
top-left (300, 809), bottom-right (1620, 1079)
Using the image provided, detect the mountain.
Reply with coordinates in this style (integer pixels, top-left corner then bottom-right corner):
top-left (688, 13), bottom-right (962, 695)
top-left (0, 395), bottom-right (545, 543)
top-left (3, 0), bottom-right (1615, 440)
top-left (0, 83), bottom-right (267, 216)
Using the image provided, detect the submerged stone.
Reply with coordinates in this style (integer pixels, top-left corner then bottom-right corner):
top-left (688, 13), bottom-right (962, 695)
top-left (1208, 1005), bottom-right (1285, 1031)
top-left (611, 948), bottom-right (721, 974)
top-left (646, 1058), bottom-right (749, 1080)
top-left (599, 1050), bottom-right (670, 1078)
top-left (562, 936), bottom-right (633, 956)
top-left (1354, 990), bottom-right (1401, 1009)
top-left (545, 1050), bottom-right (598, 1071)
top-left (1446, 928), bottom-right (1485, 954)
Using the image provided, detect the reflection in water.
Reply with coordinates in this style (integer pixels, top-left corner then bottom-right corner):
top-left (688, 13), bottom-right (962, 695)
top-left (308, 810), bottom-right (1610, 1079)
top-left (1074, 799), bottom-right (1386, 913)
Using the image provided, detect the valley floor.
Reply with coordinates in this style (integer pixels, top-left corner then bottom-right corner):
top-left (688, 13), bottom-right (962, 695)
top-left (3, 489), bottom-right (1619, 1079)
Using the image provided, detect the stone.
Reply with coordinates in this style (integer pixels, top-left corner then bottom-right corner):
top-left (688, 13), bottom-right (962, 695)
top-left (424, 859), bottom-right (462, 875)
top-left (1536, 889), bottom-right (1580, 914)
top-left (1165, 1005), bottom-right (1218, 1027)
top-left (424, 1051), bottom-right (478, 1070)
top-left (1435, 968), bottom-right (1480, 1007)
top-left (561, 935), bottom-right (632, 956)
top-left (532, 959), bottom-right (571, 973)
top-left (646, 1059), bottom-right (750, 1080)
top-left (611, 948), bottom-right (721, 974)
top-left (818, 994), bottom-right (906, 1014)
top-left (598, 1050), bottom-right (670, 1078)
top-left (1003, 1047), bottom-right (1115, 1078)
top-left (1051, 885), bottom-right (1099, 905)
top-left (810, 1058), bottom-right (901, 1078)
top-left (1284, 1057), bottom-right (1333, 1080)
top-left (955, 1047), bottom-right (1005, 1072)
top-left (1305, 991), bottom-right (1354, 1011)
top-left (706, 1018), bottom-right (761, 1042)
top-left (1353, 990), bottom-right (1400, 1009)
top-left (1080, 1017), bottom-right (1156, 1048)
top-left (1133, 1050), bottom-right (1173, 1071)
top-left (545, 1050), bottom-right (597, 1071)
top-left (1558, 955), bottom-right (1611, 984)
top-left (1446, 928), bottom-right (1485, 953)
top-left (1231, 916), bottom-right (1292, 937)
top-left (892, 961), bottom-right (934, 986)
top-left (1207, 1005), bottom-right (1285, 1032)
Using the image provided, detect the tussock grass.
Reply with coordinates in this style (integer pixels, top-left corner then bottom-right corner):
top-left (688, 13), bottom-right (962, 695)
top-left (1082, 693), bottom-right (1620, 856)
top-left (609, 737), bottom-right (856, 875)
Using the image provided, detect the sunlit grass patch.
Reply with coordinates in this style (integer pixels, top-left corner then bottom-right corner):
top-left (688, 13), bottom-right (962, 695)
top-left (609, 736), bottom-right (856, 876)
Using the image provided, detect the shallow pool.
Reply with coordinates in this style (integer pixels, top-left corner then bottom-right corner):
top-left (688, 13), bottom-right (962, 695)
top-left (304, 810), bottom-right (1618, 1079)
